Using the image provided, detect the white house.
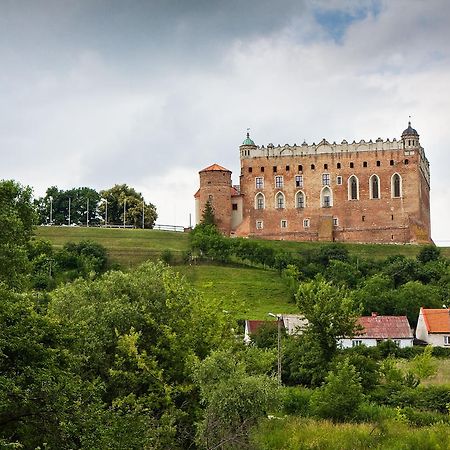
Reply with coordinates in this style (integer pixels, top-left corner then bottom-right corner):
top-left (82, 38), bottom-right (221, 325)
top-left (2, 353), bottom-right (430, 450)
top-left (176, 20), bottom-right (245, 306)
top-left (416, 307), bottom-right (450, 347)
top-left (340, 313), bottom-right (413, 349)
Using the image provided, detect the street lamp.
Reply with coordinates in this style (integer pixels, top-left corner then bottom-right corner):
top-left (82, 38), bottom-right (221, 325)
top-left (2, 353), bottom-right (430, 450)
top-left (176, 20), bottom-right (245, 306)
top-left (48, 196), bottom-right (53, 225)
top-left (101, 198), bottom-right (108, 227)
top-left (268, 312), bottom-right (282, 386)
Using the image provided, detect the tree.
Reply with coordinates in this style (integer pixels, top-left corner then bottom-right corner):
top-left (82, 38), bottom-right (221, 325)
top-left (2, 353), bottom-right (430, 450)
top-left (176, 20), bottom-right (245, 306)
top-left (296, 278), bottom-right (361, 360)
top-left (0, 180), bottom-right (36, 289)
top-left (417, 245), bottom-right (441, 264)
top-left (99, 184), bottom-right (157, 228)
top-left (201, 198), bottom-right (216, 226)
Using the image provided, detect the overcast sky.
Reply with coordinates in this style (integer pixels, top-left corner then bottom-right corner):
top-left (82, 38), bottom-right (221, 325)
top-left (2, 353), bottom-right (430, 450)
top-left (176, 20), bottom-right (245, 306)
top-left (1, 0), bottom-right (450, 243)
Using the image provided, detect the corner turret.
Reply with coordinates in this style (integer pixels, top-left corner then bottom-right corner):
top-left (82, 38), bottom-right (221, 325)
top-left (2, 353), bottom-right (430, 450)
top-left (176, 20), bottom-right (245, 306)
top-left (401, 121), bottom-right (420, 149)
top-left (240, 131), bottom-right (257, 158)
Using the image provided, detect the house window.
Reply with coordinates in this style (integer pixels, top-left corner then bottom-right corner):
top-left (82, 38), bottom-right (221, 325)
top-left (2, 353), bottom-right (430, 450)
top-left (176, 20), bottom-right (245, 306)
top-left (352, 340), bottom-right (363, 347)
top-left (322, 173), bottom-right (330, 186)
top-left (273, 166), bottom-right (277, 173)
top-left (333, 217), bottom-right (339, 226)
top-left (394, 340), bottom-right (401, 347)
top-left (232, 203), bottom-right (238, 211)
top-left (255, 193), bottom-right (265, 210)
top-left (336, 176), bottom-right (342, 185)
top-left (392, 173), bottom-right (402, 198)
top-left (255, 177), bottom-right (264, 189)
top-left (248, 167), bottom-right (253, 173)
top-left (281, 220), bottom-right (287, 229)
top-left (296, 191), bottom-right (305, 208)
top-left (337, 162), bottom-right (341, 169)
top-left (303, 218), bottom-right (310, 228)
top-left (444, 336), bottom-right (450, 346)
top-left (348, 175), bottom-right (359, 200)
top-left (295, 175), bottom-right (303, 188)
top-left (370, 174), bottom-right (380, 199)
top-left (256, 220), bottom-right (263, 230)
top-left (275, 176), bottom-right (284, 188)
top-left (321, 186), bottom-right (332, 208)
top-left (276, 192), bottom-right (285, 209)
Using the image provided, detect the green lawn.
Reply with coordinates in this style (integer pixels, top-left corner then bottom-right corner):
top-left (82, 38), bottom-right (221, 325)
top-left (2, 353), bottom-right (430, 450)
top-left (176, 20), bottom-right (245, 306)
top-left (176, 264), bottom-right (297, 320)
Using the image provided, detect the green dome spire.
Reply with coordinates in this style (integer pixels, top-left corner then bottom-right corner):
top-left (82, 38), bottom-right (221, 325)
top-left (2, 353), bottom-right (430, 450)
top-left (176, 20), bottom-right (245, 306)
top-left (242, 132), bottom-right (255, 146)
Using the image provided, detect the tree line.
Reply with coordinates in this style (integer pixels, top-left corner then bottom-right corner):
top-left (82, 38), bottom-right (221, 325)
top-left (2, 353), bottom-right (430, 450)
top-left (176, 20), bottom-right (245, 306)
top-left (34, 183), bottom-right (157, 228)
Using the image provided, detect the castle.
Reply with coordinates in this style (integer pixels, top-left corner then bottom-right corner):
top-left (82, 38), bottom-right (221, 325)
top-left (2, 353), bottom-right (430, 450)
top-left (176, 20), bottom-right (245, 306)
top-left (194, 122), bottom-right (431, 244)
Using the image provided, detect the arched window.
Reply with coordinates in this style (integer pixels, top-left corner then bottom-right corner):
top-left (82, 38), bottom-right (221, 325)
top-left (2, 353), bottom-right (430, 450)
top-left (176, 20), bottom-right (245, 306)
top-left (391, 173), bottom-right (402, 198)
top-left (295, 191), bottom-right (305, 209)
top-left (369, 174), bottom-right (380, 199)
top-left (348, 175), bottom-right (359, 200)
top-left (255, 193), bottom-right (265, 210)
top-left (275, 192), bottom-right (285, 209)
top-left (321, 186), bottom-right (333, 208)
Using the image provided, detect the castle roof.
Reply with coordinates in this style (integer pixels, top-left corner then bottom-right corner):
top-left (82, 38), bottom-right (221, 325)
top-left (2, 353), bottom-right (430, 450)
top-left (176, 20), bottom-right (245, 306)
top-left (402, 121), bottom-right (419, 137)
top-left (241, 132), bottom-right (255, 146)
top-left (420, 308), bottom-right (450, 333)
top-left (199, 163), bottom-right (231, 173)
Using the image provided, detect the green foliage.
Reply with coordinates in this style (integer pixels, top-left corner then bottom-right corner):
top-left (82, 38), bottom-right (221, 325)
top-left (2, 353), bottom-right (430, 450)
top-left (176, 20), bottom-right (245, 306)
top-left (417, 245), bottom-right (441, 264)
top-left (280, 386), bottom-right (313, 416)
top-left (310, 359), bottom-right (364, 422)
top-left (200, 198), bottom-right (216, 226)
top-left (250, 321), bottom-right (286, 349)
top-left (193, 349), bottom-right (280, 449)
top-left (296, 278), bottom-right (361, 360)
top-left (409, 346), bottom-right (438, 381)
top-left (160, 249), bottom-right (174, 265)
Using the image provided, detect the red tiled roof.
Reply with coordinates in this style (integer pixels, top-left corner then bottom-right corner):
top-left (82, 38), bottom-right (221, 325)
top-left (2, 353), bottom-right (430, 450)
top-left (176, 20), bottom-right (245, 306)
top-left (199, 163), bottom-right (231, 173)
top-left (356, 315), bottom-right (413, 339)
top-left (246, 320), bottom-right (284, 335)
top-left (231, 186), bottom-right (240, 197)
top-left (194, 189), bottom-right (200, 199)
top-left (421, 308), bottom-right (450, 333)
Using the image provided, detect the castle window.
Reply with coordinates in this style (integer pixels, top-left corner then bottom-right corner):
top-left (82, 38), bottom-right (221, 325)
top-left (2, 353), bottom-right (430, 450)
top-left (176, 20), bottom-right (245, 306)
top-left (275, 176), bottom-right (284, 188)
top-left (286, 165), bottom-right (290, 171)
top-left (362, 215), bottom-right (365, 222)
top-left (322, 173), bottom-right (330, 186)
top-left (281, 220), bottom-right (288, 229)
top-left (208, 195), bottom-right (213, 200)
top-left (390, 160), bottom-right (394, 166)
top-left (336, 176), bottom-right (343, 185)
top-left (255, 193), bottom-right (265, 210)
top-left (303, 219), bottom-right (310, 228)
top-left (255, 177), bottom-right (264, 189)
top-left (295, 175), bottom-right (303, 188)
top-left (321, 186), bottom-right (333, 208)
top-left (311, 164), bottom-right (315, 170)
top-left (261, 167), bottom-right (265, 172)
top-left (256, 220), bottom-right (263, 230)
top-left (298, 165), bottom-right (303, 172)
top-left (348, 175), bottom-right (359, 200)
top-left (337, 163), bottom-right (341, 169)
top-left (248, 167), bottom-right (253, 173)
top-left (232, 203), bottom-right (238, 211)
top-left (391, 173), bottom-right (402, 198)
top-left (333, 217), bottom-right (339, 226)
top-left (324, 163), bottom-right (328, 170)
top-left (296, 191), bottom-right (305, 208)
top-left (408, 140), bottom-right (411, 146)
top-left (363, 161), bottom-right (368, 167)
top-left (377, 160), bottom-right (381, 167)
top-left (391, 214), bottom-right (394, 220)
top-left (276, 192), bottom-right (285, 209)
top-left (404, 159), bottom-right (409, 165)
top-left (350, 162), bottom-right (354, 168)
top-left (370, 174), bottom-right (380, 199)
top-left (273, 166), bottom-right (277, 173)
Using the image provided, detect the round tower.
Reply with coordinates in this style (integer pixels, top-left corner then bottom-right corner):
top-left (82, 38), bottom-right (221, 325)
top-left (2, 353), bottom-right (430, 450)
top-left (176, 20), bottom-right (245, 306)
top-left (197, 164), bottom-right (233, 235)
top-left (401, 121), bottom-right (420, 149)
top-left (240, 132), bottom-right (257, 159)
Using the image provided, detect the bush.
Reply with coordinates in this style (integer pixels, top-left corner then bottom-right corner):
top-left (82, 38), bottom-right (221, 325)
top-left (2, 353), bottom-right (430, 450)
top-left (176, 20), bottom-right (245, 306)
top-left (280, 386), bottom-right (313, 416)
top-left (160, 249), bottom-right (174, 265)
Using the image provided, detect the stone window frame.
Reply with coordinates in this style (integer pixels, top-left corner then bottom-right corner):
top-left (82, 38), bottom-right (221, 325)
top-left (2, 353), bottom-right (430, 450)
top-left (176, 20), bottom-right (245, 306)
top-left (295, 175), bottom-right (303, 188)
top-left (320, 186), bottom-right (333, 208)
top-left (322, 173), bottom-right (330, 186)
top-left (295, 190), bottom-right (306, 209)
top-left (256, 220), bottom-right (264, 230)
top-left (303, 218), bottom-right (310, 228)
top-left (275, 175), bottom-right (284, 189)
top-left (391, 173), bottom-right (402, 198)
top-left (369, 174), bottom-right (381, 200)
top-left (280, 219), bottom-right (288, 229)
top-left (255, 177), bottom-right (264, 189)
top-left (336, 176), bottom-right (343, 185)
top-left (348, 175), bottom-right (360, 200)
top-left (275, 191), bottom-right (285, 209)
top-left (333, 217), bottom-right (339, 226)
top-left (255, 192), bottom-right (265, 210)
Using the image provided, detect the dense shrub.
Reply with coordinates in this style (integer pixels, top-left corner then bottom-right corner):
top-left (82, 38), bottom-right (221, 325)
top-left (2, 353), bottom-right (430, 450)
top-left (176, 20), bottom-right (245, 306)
top-left (280, 386), bottom-right (313, 416)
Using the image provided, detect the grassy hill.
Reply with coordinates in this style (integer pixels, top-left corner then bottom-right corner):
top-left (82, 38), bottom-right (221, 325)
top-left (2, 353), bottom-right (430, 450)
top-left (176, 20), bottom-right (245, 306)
top-left (35, 226), bottom-right (449, 320)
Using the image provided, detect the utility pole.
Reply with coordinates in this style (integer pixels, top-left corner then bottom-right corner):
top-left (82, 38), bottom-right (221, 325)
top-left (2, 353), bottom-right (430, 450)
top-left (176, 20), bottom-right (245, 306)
top-left (68, 197), bottom-right (71, 226)
top-left (142, 200), bottom-right (145, 229)
top-left (86, 198), bottom-right (89, 227)
top-left (268, 313), bottom-right (282, 386)
top-left (123, 198), bottom-right (126, 228)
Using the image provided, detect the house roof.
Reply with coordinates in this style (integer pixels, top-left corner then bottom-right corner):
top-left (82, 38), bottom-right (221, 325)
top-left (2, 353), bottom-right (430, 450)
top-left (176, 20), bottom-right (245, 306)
top-left (356, 314), bottom-right (413, 339)
top-left (246, 320), bottom-right (284, 335)
top-left (421, 308), bottom-right (450, 333)
top-left (199, 163), bottom-right (231, 173)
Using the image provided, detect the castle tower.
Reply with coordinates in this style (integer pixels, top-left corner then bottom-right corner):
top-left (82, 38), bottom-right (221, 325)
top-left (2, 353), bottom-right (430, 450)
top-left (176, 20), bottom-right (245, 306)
top-left (195, 164), bottom-right (233, 234)
top-left (401, 121), bottom-right (420, 150)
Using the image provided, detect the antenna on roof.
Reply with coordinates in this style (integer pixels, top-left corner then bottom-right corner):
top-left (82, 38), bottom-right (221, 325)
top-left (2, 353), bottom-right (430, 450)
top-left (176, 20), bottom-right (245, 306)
top-left (246, 127), bottom-right (250, 138)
